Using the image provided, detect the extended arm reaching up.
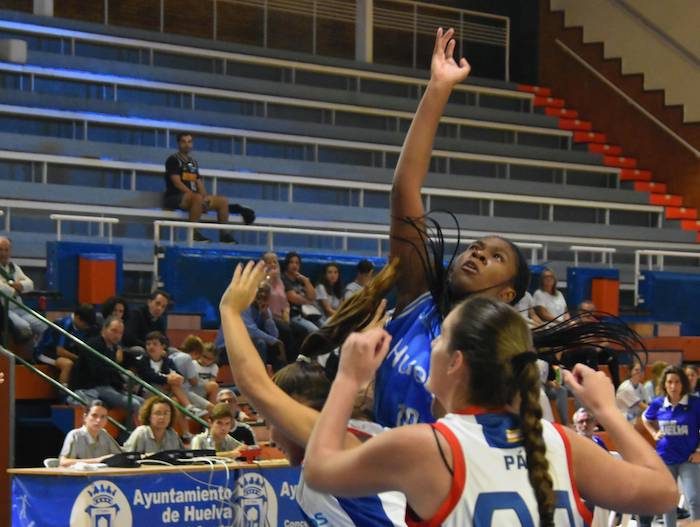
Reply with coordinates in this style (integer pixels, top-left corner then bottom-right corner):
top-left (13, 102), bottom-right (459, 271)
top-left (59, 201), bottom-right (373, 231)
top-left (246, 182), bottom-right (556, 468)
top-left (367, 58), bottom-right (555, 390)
top-left (390, 28), bottom-right (470, 311)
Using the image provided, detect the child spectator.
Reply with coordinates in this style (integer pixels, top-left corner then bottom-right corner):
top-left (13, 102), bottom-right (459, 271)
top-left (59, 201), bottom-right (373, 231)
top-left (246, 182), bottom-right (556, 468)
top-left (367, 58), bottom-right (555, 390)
top-left (190, 403), bottom-right (243, 456)
top-left (34, 303), bottom-right (97, 385)
top-left (170, 335), bottom-right (214, 414)
top-left (573, 407), bottom-right (608, 450)
top-left (59, 400), bottom-right (122, 467)
top-left (192, 343), bottom-right (220, 404)
top-left (315, 263), bottom-right (343, 320)
top-left (216, 389), bottom-right (257, 445)
top-left (343, 259), bottom-right (374, 300)
top-left (133, 332), bottom-right (206, 419)
top-left (123, 396), bottom-right (183, 454)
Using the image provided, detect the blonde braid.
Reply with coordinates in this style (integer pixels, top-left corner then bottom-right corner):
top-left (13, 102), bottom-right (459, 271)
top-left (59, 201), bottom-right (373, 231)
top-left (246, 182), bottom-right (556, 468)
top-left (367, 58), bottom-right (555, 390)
top-left (518, 361), bottom-right (555, 527)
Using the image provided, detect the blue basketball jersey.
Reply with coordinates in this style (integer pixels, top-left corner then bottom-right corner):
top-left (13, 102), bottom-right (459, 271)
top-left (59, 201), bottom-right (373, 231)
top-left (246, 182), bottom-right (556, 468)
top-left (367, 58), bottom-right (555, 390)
top-left (297, 421), bottom-right (407, 526)
top-left (374, 292), bottom-right (442, 427)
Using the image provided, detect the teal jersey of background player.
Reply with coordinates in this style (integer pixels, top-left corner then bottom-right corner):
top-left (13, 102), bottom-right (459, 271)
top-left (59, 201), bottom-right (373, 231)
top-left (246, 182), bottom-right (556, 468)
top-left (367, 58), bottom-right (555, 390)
top-left (373, 292), bottom-right (442, 427)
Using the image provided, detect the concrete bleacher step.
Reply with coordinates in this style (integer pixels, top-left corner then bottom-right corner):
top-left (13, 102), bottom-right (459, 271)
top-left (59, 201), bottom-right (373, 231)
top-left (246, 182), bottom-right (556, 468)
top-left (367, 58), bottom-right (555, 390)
top-left (572, 131), bottom-right (607, 144)
top-left (517, 84), bottom-right (552, 97)
top-left (16, 364), bottom-right (59, 400)
top-left (666, 207), bottom-right (698, 221)
top-left (167, 313), bottom-right (202, 331)
top-left (534, 96), bottom-right (565, 108)
top-left (602, 155), bottom-right (637, 169)
top-left (619, 169), bottom-right (652, 182)
top-left (627, 181), bottom-right (668, 194)
top-left (586, 143), bottom-right (622, 156)
top-left (543, 107), bottom-right (579, 119)
top-left (643, 337), bottom-right (700, 362)
top-left (649, 194), bottom-right (683, 207)
top-left (558, 118), bottom-right (593, 131)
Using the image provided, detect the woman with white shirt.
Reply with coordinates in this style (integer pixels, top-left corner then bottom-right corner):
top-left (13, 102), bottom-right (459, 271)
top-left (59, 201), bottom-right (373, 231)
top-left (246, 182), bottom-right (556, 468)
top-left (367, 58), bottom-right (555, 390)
top-left (533, 268), bottom-right (568, 322)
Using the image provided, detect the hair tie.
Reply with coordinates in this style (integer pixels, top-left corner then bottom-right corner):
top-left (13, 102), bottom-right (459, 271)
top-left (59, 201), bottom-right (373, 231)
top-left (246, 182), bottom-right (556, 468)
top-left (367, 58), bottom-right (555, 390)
top-left (510, 351), bottom-right (538, 370)
top-left (296, 354), bottom-right (311, 364)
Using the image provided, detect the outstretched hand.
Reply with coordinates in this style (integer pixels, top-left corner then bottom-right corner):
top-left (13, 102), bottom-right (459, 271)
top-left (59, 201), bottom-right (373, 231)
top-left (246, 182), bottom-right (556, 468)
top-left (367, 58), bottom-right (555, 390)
top-left (219, 260), bottom-right (266, 315)
top-left (337, 328), bottom-right (392, 387)
top-left (430, 27), bottom-right (471, 88)
top-left (563, 364), bottom-right (616, 416)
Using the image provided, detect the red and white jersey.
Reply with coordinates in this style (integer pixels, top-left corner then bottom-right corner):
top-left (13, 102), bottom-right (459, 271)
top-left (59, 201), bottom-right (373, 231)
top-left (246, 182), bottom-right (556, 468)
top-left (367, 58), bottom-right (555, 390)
top-left (408, 408), bottom-right (592, 527)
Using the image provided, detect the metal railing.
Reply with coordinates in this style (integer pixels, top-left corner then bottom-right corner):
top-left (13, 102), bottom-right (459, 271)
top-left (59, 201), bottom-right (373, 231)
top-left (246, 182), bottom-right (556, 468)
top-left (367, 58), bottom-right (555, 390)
top-left (634, 249), bottom-right (700, 305)
top-left (0, 63), bottom-right (567, 143)
top-left (0, 344), bottom-right (127, 434)
top-left (0, 18), bottom-right (519, 98)
top-left (0, 291), bottom-right (209, 430)
top-left (0, 103), bottom-right (610, 178)
top-left (152, 219), bottom-right (542, 285)
top-left (570, 245), bottom-right (616, 268)
top-left (94, 0), bottom-right (511, 79)
top-left (50, 214), bottom-right (119, 243)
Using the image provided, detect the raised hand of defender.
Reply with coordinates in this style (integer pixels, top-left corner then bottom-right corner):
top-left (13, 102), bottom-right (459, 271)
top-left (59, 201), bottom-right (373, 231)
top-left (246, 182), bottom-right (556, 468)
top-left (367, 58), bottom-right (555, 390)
top-left (430, 27), bottom-right (471, 88)
top-left (338, 328), bottom-right (392, 387)
top-left (220, 260), bottom-right (266, 314)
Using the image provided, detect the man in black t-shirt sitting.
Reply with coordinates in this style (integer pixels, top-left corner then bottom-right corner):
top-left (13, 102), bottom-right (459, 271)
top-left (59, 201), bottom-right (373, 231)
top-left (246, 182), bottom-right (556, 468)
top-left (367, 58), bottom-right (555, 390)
top-left (163, 132), bottom-right (235, 243)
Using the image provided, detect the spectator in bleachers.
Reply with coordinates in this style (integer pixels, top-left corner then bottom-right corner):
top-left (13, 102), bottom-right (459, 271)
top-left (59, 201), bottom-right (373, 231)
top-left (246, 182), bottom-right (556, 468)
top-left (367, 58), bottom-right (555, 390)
top-left (643, 360), bottom-right (670, 402)
top-left (69, 317), bottom-right (143, 416)
top-left (0, 236), bottom-right (46, 342)
top-left (190, 403), bottom-right (243, 456)
top-left (532, 267), bottom-right (568, 322)
top-left (192, 343), bottom-right (220, 403)
top-left (343, 259), bottom-right (375, 300)
top-left (241, 283), bottom-right (285, 369)
top-left (163, 132), bottom-right (235, 243)
top-left (616, 360), bottom-right (648, 423)
top-left (216, 389), bottom-right (257, 446)
top-left (133, 331), bottom-right (205, 418)
top-left (643, 365), bottom-right (700, 526)
top-left (315, 263), bottom-right (342, 321)
top-left (101, 296), bottom-right (128, 324)
top-left (123, 290), bottom-right (170, 354)
top-left (123, 396), bottom-right (183, 454)
top-left (170, 335), bottom-right (214, 414)
top-left (684, 364), bottom-right (699, 397)
top-left (261, 251), bottom-right (299, 361)
top-left (282, 252), bottom-right (321, 332)
top-left (58, 399), bottom-right (122, 467)
top-left (34, 303), bottom-right (97, 385)
top-left (513, 290), bottom-right (544, 326)
top-left (573, 407), bottom-right (607, 451)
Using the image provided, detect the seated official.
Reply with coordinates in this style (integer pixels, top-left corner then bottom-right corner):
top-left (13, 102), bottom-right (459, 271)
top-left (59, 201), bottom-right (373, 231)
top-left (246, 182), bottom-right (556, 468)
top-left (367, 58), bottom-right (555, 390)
top-left (123, 396), bottom-right (183, 454)
top-left (59, 400), bottom-right (122, 467)
top-left (34, 303), bottom-right (97, 385)
top-left (191, 403), bottom-right (243, 456)
top-left (163, 132), bottom-right (235, 243)
top-left (216, 389), bottom-right (257, 446)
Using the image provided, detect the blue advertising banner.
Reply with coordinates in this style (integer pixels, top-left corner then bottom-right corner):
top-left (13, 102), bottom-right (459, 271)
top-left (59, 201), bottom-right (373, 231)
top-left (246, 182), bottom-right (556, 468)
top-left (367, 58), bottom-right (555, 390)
top-left (12, 465), bottom-right (308, 527)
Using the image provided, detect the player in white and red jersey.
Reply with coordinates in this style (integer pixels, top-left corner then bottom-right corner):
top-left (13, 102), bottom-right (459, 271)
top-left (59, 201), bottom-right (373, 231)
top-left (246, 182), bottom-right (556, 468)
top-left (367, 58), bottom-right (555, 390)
top-left (304, 296), bottom-right (679, 526)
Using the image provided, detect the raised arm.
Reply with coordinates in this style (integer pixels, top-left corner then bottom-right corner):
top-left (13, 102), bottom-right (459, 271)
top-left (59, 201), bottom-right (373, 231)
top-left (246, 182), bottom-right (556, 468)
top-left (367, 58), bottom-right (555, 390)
top-left (390, 28), bottom-right (470, 310)
top-left (304, 329), bottom-right (451, 518)
top-left (219, 261), bottom-right (355, 448)
top-left (563, 365), bottom-right (678, 514)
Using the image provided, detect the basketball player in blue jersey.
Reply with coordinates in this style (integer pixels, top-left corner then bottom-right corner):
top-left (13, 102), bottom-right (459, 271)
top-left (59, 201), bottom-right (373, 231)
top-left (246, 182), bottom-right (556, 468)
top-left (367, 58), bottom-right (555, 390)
top-left (374, 27), bottom-right (531, 427)
top-left (219, 261), bottom-right (407, 527)
top-left (304, 297), bottom-right (678, 526)
top-left (643, 365), bottom-right (700, 526)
